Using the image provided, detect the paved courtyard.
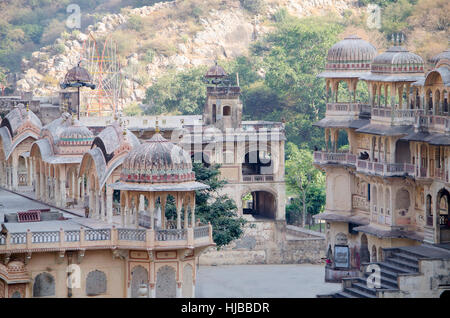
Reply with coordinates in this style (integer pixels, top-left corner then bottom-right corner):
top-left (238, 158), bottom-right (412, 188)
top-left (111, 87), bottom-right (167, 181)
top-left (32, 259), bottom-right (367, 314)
top-left (196, 264), bottom-right (341, 298)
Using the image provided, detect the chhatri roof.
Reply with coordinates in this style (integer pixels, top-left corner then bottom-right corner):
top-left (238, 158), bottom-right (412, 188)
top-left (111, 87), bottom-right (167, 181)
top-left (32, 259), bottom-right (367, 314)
top-left (318, 35), bottom-right (377, 79)
top-left (0, 103), bottom-right (42, 138)
top-left (0, 104), bottom-right (42, 160)
top-left (429, 49), bottom-right (450, 66)
top-left (111, 132), bottom-right (208, 192)
top-left (120, 133), bottom-right (194, 184)
top-left (361, 46), bottom-right (425, 82)
top-left (31, 112), bottom-right (95, 163)
top-left (79, 120), bottom-right (141, 192)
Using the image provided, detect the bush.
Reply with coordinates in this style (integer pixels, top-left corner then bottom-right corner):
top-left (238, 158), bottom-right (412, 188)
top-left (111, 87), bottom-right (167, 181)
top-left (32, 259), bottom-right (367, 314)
top-left (240, 0), bottom-right (266, 14)
top-left (128, 14), bottom-right (144, 31)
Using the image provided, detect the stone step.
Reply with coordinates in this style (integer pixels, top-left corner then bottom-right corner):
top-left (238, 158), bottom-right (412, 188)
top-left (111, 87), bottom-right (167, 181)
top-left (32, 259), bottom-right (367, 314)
top-left (345, 287), bottom-right (376, 298)
top-left (334, 291), bottom-right (357, 298)
top-left (352, 277), bottom-right (396, 291)
top-left (363, 267), bottom-right (399, 287)
top-left (392, 251), bottom-right (420, 264)
top-left (385, 258), bottom-right (419, 272)
top-left (351, 282), bottom-right (377, 296)
top-left (377, 261), bottom-right (413, 274)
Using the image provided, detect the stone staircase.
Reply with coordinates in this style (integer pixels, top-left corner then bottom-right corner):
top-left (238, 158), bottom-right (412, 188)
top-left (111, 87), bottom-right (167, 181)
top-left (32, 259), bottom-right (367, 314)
top-left (326, 247), bottom-right (424, 298)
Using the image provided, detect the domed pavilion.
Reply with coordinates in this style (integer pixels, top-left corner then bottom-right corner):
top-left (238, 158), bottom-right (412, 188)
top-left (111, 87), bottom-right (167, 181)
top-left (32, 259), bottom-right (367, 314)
top-left (109, 129), bottom-right (208, 229)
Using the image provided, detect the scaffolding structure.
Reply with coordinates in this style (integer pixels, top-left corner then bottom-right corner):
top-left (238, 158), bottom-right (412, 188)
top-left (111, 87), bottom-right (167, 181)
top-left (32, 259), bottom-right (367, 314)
top-left (80, 33), bottom-right (123, 117)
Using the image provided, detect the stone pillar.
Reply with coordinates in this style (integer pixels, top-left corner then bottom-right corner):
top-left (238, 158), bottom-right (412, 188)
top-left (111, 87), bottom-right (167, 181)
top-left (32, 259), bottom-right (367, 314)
top-left (135, 193), bottom-right (139, 228)
top-left (60, 166), bottom-right (67, 208)
top-left (95, 191), bottom-right (100, 219)
top-left (176, 282), bottom-right (182, 298)
top-left (106, 187), bottom-right (113, 223)
top-left (184, 199), bottom-right (189, 229)
top-left (149, 194), bottom-right (155, 229)
top-left (176, 194), bottom-right (182, 229)
top-left (161, 195), bottom-right (166, 229)
top-left (191, 194), bottom-right (196, 228)
top-left (100, 189), bottom-right (106, 221)
top-left (12, 154), bottom-right (18, 190)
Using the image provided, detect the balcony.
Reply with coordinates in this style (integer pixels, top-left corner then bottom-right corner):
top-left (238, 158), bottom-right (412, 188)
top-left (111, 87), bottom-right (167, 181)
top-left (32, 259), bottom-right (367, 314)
top-left (242, 174), bottom-right (274, 182)
top-left (356, 160), bottom-right (415, 177)
top-left (0, 225), bottom-right (214, 253)
top-left (313, 151), bottom-right (357, 166)
top-left (371, 107), bottom-right (424, 125)
top-left (416, 115), bottom-right (450, 133)
top-left (352, 194), bottom-right (369, 212)
top-left (434, 168), bottom-right (449, 182)
top-left (325, 103), bottom-right (370, 118)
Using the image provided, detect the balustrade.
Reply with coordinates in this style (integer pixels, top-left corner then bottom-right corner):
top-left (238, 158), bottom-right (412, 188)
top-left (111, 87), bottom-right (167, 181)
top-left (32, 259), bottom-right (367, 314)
top-left (118, 229), bottom-right (146, 241)
top-left (32, 231), bottom-right (59, 243)
top-left (0, 225), bottom-right (212, 252)
top-left (155, 229), bottom-right (187, 241)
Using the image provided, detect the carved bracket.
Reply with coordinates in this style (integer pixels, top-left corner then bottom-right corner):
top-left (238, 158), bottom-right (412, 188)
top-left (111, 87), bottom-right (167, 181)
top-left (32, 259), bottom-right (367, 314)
top-left (25, 252), bottom-right (32, 265)
top-left (56, 250), bottom-right (65, 264)
top-left (112, 249), bottom-right (127, 260)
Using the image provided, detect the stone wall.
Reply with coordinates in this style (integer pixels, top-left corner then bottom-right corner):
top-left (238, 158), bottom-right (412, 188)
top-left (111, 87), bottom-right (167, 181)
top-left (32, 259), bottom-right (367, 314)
top-left (199, 219), bottom-right (326, 265)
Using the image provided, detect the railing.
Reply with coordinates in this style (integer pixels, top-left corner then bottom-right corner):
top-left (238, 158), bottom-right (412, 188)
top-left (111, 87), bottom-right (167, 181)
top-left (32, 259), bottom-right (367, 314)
top-left (64, 230), bottom-right (80, 242)
top-left (356, 160), bottom-right (415, 177)
top-left (118, 229), bottom-right (146, 241)
top-left (313, 151), bottom-right (357, 166)
top-left (0, 225), bottom-right (213, 252)
top-left (352, 194), bottom-right (369, 212)
top-left (85, 229), bottom-right (111, 241)
top-left (194, 225), bottom-right (210, 239)
top-left (32, 231), bottom-right (60, 243)
top-left (416, 166), bottom-right (428, 178)
top-left (10, 233), bottom-right (27, 244)
top-left (325, 103), bottom-right (370, 116)
top-left (242, 175), bottom-right (275, 182)
top-left (435, 168), bottom-right (449, 182)
top-left (155, 229), bottom-right (187, 241)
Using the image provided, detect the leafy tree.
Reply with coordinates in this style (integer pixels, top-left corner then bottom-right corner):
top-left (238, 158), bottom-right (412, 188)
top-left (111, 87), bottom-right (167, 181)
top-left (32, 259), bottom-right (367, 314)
top-left (192, 163), bottom-right (246, 247)
top-left (122, 103), bottom-right (143, 116)
top-left (285, 142), bottom-right (325, 227)
top-left (144, 66), bottom-right (207, 115)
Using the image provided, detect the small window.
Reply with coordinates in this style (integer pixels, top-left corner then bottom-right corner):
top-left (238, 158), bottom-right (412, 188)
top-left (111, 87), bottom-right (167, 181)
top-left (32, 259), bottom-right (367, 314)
top-left (223, 106), bottom-right (231, 116)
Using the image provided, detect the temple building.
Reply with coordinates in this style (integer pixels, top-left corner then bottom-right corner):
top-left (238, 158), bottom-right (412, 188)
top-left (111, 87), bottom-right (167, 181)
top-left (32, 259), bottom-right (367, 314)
top-left (314, 35), bottom-right (450, 298)
top-left (0, 62), bottom-right (285, 297)
top-left (0, 120), bottom-right (214, 298)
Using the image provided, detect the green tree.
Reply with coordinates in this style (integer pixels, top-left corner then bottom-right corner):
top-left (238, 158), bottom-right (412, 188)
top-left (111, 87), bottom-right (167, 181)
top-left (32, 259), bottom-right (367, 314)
top-left (144, 66), bottom-right (207, 115)
top-left (192, 163), bottom-right (246, 247)
top-left (285, 142), bottom-right (325, 227)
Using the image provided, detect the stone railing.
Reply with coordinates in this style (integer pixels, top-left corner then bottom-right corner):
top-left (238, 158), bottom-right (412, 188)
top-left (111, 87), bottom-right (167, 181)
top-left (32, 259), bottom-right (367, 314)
top-left (352, 194), bottom-right (369, 212)
top-left (356, 160), bottom-right (415, 177)
top-left (372, 107), bottom-right (426, 125)
top-left (325, 103), bottom-right (370, 117)
top-left (0, 225), bottom-right (213, 251)
top-left (194, 225), bottom-right (210, 239)
top-left (434, 168), bottom-right (449, 182)
top-left (313, 151), bottom-right (357, 166)
top-left (242, 174), bottom-right (275, 182)
top-left (155, 229), bottom-right (187, 241)
top-left (118, 228), bottom-right (146, 241)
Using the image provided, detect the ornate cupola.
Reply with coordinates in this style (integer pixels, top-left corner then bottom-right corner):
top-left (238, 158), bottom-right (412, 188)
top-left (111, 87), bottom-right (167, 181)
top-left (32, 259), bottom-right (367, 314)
top-left (203, 61), bottom-right (242, 131)
top-left (56, 115), bottom-right (94, 155)
top-left (318, 35), bottom-right (377, 103)
top-left (120, 132), bottom-right (194, 184)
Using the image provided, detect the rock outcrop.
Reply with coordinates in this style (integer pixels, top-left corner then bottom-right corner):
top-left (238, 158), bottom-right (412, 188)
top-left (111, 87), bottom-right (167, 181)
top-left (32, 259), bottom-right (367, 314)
top-left (15, 0), bottom-right (357, 107)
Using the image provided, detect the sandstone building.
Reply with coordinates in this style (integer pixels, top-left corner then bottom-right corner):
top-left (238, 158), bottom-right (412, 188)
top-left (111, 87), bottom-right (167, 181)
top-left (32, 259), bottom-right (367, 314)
top-left (0, 64), bottom-right (289, 297)
top-left (314, 36), bottom-right (450, 298)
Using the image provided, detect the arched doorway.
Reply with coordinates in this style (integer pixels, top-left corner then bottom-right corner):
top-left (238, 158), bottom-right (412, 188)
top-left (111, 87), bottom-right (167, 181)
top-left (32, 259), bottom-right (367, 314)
top-left (131, 265), bottom-right (149, 298)
top-left (437, 188), bottom-right (450, 243)
top-left (242, 190), bottom-right (276, 219)
top-left (156, 265), bottom-right (176, 298)
top-left (360, 234), bottom-right (370, 265)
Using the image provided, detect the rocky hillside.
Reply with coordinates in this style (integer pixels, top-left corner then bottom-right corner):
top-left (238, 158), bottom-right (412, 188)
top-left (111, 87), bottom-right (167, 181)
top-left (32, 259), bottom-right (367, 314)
top-left (15, 0), bottom-right (357, 105)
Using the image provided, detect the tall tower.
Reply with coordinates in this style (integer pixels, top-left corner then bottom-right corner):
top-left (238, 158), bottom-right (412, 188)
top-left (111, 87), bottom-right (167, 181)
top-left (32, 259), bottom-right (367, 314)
top-left (203, 62), bottom-right (242, 131)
